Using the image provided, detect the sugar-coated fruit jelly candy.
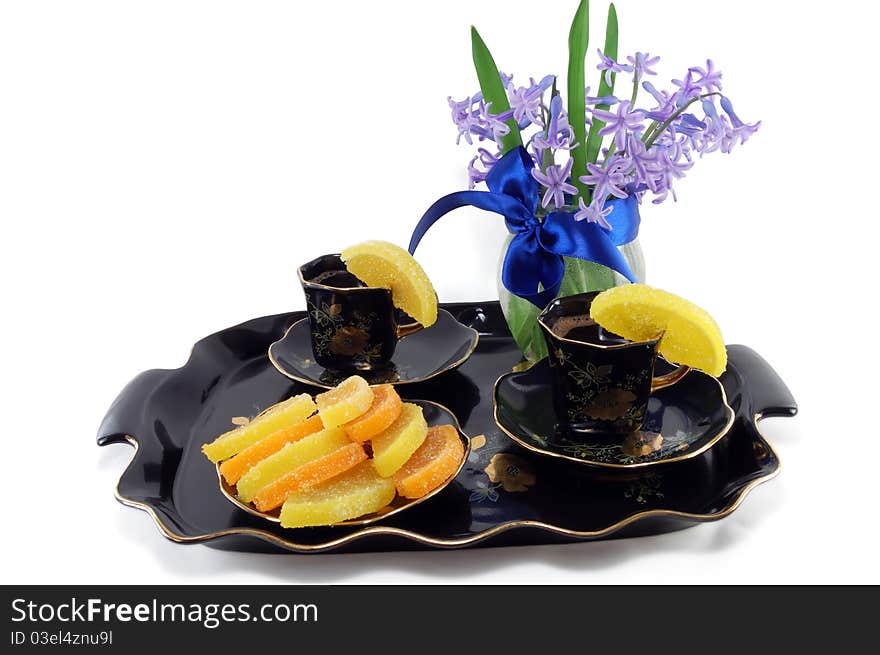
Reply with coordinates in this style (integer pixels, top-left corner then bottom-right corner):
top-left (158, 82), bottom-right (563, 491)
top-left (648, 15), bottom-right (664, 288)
top-left (393, 424), bottom-right (465, 499)
top-left (202, 394), bottom-right (317, 463)
top-left (342, 384), bottom-right (403, 443)
top-left (315, 375), bottom-right (374, 429)
top-left (589, 284), bottom-right (728, 377)
top-left (370, 403), bottom-right (428, 478)
top-left (219, 414), bottom-right (325, 485)
top-left (340, 240), bottom-right (438, 328)
top-left (236, 428), bottom-right (352, 502)
top-left (252, 441), bottom-right (367, 512)
top-left (279, 461), bottom-right (396, 528)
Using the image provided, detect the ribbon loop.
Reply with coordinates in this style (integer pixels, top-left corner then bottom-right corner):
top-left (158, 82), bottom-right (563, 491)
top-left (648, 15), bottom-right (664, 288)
top-left (409, 147), bottom-right (640, 308)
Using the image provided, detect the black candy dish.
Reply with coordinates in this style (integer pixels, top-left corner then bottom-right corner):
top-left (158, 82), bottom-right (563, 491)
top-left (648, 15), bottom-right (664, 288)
top-left (217, 400), bottom-right (470, 526)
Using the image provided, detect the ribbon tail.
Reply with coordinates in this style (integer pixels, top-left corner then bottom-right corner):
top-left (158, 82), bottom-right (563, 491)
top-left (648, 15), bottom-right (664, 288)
top-left (408, 190), bottom-right (533, 254)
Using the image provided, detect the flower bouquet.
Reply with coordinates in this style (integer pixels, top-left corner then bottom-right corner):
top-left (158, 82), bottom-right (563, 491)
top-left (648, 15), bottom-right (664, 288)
top-left (408, 0), bottom-right (759, 361)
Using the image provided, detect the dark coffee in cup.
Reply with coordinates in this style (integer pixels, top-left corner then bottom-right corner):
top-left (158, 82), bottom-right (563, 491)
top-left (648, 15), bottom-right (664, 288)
top-left (538, 291), bottom-right (689, 434)
top-left (298, 254), bottom-right (422, 372)
top-left (550, 314), bottom-right (628, 345)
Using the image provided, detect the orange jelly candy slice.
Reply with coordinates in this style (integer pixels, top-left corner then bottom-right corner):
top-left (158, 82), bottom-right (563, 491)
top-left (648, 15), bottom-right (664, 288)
top-left (316, 376), bottom-right (374, 429)
top-left (202, 393), bottom-right (316, 463)
top-left (371, 403), bottom-right (428, 477)
top-left (342, 384), bottom-right (403, 443)
top-left (252, 441), bottom-right (367, 512)
top-left (219, 414), bottom-right (324, 485)
top-left (236, 427), bottom-right (352, 503)
top-left (393, 425), bottom-right (464, 499)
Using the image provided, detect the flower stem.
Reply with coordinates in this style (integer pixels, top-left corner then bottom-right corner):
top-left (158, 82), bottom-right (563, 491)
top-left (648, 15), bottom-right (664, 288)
top-left (629, 64), bottom-right (639, 106)
top-left (641, 119), bottom-right (659, 144)
top-left (643, 92), bottom-right (720, 148)
top-left (541, 79), bottom-right (558, 172)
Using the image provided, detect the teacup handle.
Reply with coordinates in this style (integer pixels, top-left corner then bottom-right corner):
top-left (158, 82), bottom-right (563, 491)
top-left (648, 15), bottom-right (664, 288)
top-left (651, 365), bottom-right (690, 392)
top-left (396, 320), bottom-right (424, 339)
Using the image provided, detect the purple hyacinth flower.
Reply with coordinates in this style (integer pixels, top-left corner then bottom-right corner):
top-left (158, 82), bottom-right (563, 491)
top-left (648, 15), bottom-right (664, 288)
top-left (478, 101), bottom-right (512, 144)
top-left (528, 136), bottom-right (548, 167)
top-left (641, 81), bottom-right (676, 122)
top-left (532, 94), bottom-right (577, 152)
top-left (449, 95), bottom-right (480, 145)
top-left (508, 75), bottom-right (554, 126)
top-left (578, 154), bottom-right (632, 204)
top-left (719, 96), bottom-right (761, 151)
top-left (677, 113), bottom-right (708, 136)
top-left (592, 100), bottom-right (645, 150)
top-left (685, 100), bottom-right (727, 155)
top-left (627, 52), bottom-right (660, 81)
top-left (624, 134), bottom-right (659, 190)
top-left (648, 140), bottom-right (693, 199)
top-left (467, 147), bottom-right (501, 188)
top-left (690, 59), bottom-right (723, 92)
top-left (671, 71), bottom-right (702, 102)
top-left (596, 49), bottom-right (634, 87)
top-left (662, 140), bottom-right (693, 178)
top-left (585, 85), bottom-right (619, 106)
top-left (467, 155), bottom-right (487, 187)
top-left (574, 197), bottom-right (614, 229)
top-left (532, 158), bottom-right (578, 209)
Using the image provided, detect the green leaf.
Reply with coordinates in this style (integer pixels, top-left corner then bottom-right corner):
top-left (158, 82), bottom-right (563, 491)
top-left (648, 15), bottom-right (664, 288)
top-left (567, 0), bottom-right (590, 200)
top-left (585, 3), bottom-right (618, 168)
top-left (471, 26), bottom-right (522, 154)
top-left (503, 293), bottom-right (549, 362)
top-left (557, 257), bottom-right (615, 296)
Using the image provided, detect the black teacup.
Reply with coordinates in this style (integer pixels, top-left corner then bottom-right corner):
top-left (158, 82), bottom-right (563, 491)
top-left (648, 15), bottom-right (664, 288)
top-left (538, 291), bottom-right (689, 434)
top-left (298, 254), bottom-right (423, 372)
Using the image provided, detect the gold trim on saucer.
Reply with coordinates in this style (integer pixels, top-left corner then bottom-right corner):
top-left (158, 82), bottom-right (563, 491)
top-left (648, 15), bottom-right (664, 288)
top-left (107, 409), bottom-right (781, 552)
top-left (492, 369), bottom-right (736, 470)
top-left (267, 310), bottom-right (479, 389)
top-left (215, 399), bottom-right (471, 527)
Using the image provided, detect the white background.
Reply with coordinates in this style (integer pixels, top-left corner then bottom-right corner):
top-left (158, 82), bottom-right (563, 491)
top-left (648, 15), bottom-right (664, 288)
top-left (1, 0), bottom-right (876, 584)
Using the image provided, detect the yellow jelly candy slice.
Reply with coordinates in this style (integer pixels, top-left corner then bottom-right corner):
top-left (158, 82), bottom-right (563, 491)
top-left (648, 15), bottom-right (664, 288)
top-left (279, 461), bottom-right (396, 528)
top-left (235, 427), bottom-right (351, 502)
top-left (219, 414), bottom-right (325, 485)
top-left (315, 375), bottom-right (374, 428)
top-left (589, 284), bottom-right (727, 377)
top-left (371, 403), bottom-right (428, 477)
top-left (201, 393), bottom-right (317, 463)
top-left (340, 240), bottom-right (438, 327)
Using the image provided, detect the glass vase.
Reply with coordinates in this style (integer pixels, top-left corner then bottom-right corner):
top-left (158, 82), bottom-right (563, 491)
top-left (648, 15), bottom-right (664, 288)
top-left (496, 235), bottom-right (645, 362)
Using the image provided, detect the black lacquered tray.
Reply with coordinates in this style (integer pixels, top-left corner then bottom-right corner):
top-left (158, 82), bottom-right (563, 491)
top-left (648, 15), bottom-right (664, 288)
top-left (97, 301), bottom-right (797, 553)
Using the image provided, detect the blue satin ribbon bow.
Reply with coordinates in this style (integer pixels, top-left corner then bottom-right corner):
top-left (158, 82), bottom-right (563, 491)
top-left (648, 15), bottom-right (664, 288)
top-left (408, 146), bottom-right (640, 308)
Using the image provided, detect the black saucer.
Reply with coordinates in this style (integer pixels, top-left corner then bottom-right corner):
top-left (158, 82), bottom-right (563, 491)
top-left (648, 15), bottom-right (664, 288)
top-left (268, 308), bottom-right (479, 388)
top-left (494, 358), bottom-right (735, 469)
